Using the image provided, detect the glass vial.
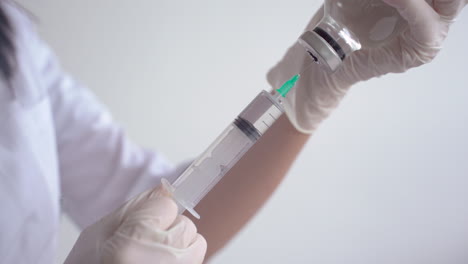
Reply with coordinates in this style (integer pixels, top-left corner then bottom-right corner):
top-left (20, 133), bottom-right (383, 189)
top-left (299, 0), bottom-right (406, 72)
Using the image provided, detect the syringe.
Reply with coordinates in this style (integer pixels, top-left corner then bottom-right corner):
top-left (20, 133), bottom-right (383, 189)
top-left (162, 74), bottom-right (300, 219)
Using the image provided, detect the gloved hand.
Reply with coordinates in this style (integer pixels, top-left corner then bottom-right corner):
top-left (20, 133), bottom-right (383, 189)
top-left (64, 181), bottom-right (207, 264)
top-left (268, 0), bottom-right (467, 134)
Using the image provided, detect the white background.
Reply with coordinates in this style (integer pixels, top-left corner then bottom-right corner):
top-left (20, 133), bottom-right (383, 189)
top-left (17, 1), bottom-right (468, 263)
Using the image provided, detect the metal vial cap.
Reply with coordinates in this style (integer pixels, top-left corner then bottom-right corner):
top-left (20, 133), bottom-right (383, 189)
top-left (298, 30), bottom-right (343, 72)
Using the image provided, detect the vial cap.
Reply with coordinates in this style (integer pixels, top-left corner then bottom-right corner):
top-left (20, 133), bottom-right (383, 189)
top-left (298, 30), bottom-right (342, 72)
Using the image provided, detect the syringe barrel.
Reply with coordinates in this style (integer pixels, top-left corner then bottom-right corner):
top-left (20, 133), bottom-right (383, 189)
top-left (166, 90), bottom-right (284, 218)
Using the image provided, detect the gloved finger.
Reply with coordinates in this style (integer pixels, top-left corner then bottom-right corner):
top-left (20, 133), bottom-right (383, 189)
top-left (163, 215), bottom-right (198, 249)
top-left (184, 234), bottom-right (208, 264)
top-left (146, 182), bottom-right (173, 200)
top-left (433, 0), bottom-right (468, 20)
top-left (383, 0), bottom-right (441, 44)
top-left (114, 196), bottom-right (180, 247)
top-left (116, 183), bottom-right (173, 218)
top-left (123, 196), bottom-right (179, 231)
top-left (341, 43), bottom-right (403, 81)
top-left (100, 232), bottom-right (208, 264)
top-left (98, 184), bottom-right (177, 237)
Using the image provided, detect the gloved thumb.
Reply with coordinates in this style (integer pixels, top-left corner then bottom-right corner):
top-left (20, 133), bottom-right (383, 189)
top-left (101, 181), bottom-right (178, 235)
top-left (100, 184), bottom-right (206, 264)
top-left (432, 0), bottom-right (468, 20)
top-left (118, 190), bottom-right (179, 233)
top-left (65, 182), bottom-right (182, 264)
top-left (382, 0), bottom-right (440, 44)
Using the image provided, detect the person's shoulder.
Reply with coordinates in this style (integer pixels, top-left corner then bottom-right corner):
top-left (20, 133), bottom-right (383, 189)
top-left (1, 1), bottom-right (52, 106)
top-left (2, 1), bottom-right (38, 37)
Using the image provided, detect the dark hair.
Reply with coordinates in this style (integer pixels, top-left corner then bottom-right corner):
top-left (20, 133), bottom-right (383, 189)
top-left (0, 2), bottom-right (16, 82)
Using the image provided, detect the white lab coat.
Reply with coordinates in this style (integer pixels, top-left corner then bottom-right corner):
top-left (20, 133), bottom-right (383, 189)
top-left (0, 3), bottom-right (181, 263)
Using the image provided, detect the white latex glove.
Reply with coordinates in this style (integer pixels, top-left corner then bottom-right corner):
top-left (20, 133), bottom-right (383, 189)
top-left (268, 0), bottom-right (467, 134)
top-left (64, 181), bottom-right (207, 264)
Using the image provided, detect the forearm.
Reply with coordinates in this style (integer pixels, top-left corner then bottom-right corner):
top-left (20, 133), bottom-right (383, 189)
top-left (187, 114), bottom-right (309, 259)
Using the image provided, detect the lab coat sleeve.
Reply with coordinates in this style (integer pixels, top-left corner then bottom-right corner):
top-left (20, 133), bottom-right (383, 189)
top-left (41, 39), bottom-right (182, 229)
